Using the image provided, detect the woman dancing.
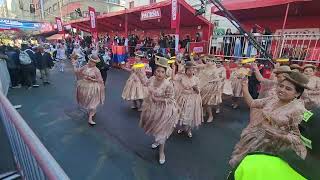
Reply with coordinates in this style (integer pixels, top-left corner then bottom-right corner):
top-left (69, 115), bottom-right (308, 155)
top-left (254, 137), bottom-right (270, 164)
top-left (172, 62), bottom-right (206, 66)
top-left (173, 61), bottom-right (203, 138)
top-left (73, 54), bottom-right (105, 126)
top-left (139, 57), bottom-right (179, 164)
top-left (229, 71), bottom-right (309, 167)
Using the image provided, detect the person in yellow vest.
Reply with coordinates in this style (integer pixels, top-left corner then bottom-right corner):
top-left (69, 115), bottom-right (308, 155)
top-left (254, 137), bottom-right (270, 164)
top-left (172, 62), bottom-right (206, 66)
top-left (227, 106), bottom-right (320, 180)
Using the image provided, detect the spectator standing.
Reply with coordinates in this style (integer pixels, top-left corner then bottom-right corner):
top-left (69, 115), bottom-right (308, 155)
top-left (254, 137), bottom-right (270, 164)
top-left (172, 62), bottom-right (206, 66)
top-left (19, 44), bottom-right (38, 89)
top-left (233, 30), bottom-right (245, 60)
top-left (128, 35), bottom-right (136, 57)
top-left (262, 27), bottom-right (272, 53)
top-left (195, 33), bottom-right (201, 42)
top-left (6, 46), bottom-right (21, 88)
top-left (56, 43), bottom-right (67, 72)
top-left (159, 35), bottom-right (167, 56)
top-left (223, 28), bottom-right (233, 57)
top-left (72, 43), bottom-right (86, 68)
top-left (169, 36), bottom-right (175, 57)
top-left (245, 27), bottom-right (261, 57)
top-left (35, 46), bottom-right (54, 85)
top-left (97, 47), bottom-right (111, 84)
top-left (0, 46), bottom-right (10, 95)
top-left (183, 35), bottom-right (191, 53)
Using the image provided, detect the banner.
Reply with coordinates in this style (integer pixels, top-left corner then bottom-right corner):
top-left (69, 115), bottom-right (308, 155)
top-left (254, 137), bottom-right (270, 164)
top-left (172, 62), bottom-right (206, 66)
top-left (88, 6), bottom-right (98, 43)
top-left (141, 8), bottom-right (161, 21)
top-left (189, 42), bottom-right (208, 54)
top-left (0, 18), bottom-right (41, 30)
top-left (55, 17), bottom-right (64, 34)
top-left (171, 0), bottom-right (178, 29)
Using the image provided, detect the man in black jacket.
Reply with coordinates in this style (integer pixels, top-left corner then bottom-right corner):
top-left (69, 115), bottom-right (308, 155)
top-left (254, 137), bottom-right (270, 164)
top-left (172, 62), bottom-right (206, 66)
top-left (20, 44), bottom-right (39, 89)
top-left (35, 46), bottom-right (54, 85)
top-left (6, 46), bottom-right (20, 88)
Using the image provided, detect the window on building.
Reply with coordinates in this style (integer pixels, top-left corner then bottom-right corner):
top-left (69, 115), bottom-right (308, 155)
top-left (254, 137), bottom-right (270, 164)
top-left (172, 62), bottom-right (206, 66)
top-left (150, 0), bottom-right (156, 4)
top-left (107, 0), bottom-right (120, 4)
top-left (48, 7), bottom-right (52, 13)
top-left (214, 20), bottom-right (219, 26)
top-left (53, 3), bottom-right (58, 11)
top-left (70, 12), bottom-right (77, 19)
top-left (83, 11), bottom-right (88, 17)
top-left (129, 1), bottom-right (134, 8)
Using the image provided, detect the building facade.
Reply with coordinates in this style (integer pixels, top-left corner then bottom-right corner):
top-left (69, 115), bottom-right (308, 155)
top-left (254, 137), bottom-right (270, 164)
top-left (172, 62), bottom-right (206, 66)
top-left (32, 0), bottom-right (125, 22)
top-left (1, 0), bottom-right (38, 21)
top-left (1, 0), bottom-right (125, 22)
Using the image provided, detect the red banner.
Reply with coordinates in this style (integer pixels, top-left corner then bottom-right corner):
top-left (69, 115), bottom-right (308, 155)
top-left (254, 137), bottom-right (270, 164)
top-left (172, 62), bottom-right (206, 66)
top-left (141, 8), bottom-right (161, 21)
top-left (55, 17), bottom-right (64, 34)
top-left (88, 6), bottom-right (98, 43)
top-left (171, 0), bottom-right (178, 29)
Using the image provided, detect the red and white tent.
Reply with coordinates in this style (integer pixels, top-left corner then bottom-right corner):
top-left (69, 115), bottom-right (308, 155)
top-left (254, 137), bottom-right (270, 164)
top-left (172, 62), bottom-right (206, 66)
top-left (211, 0), bottom-right (320, 33)
top-left (67, 0), bottom-right (213, 42)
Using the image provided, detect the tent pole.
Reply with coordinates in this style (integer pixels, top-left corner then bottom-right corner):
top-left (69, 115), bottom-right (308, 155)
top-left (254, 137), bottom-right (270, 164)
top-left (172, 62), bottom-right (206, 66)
top-left (125, 8), bottom-right (128, 38)
top-left (175, 3), bottom-right (181, 54)
top-left (282, 3), bottom-right (290, 32)
top-left (279, 3), bottom-right (290, 58)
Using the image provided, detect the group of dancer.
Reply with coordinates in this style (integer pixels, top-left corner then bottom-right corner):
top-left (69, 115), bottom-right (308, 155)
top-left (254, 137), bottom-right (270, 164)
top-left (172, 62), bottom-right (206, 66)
top-left (69, 49), bottom-right (320, 168)
top-left (120, 53), bottom-right (261, 164)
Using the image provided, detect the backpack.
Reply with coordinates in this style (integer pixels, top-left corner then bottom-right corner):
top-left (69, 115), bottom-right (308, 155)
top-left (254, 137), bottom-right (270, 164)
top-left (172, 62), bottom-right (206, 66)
top-left (19, 50), bottom-right (32, 65)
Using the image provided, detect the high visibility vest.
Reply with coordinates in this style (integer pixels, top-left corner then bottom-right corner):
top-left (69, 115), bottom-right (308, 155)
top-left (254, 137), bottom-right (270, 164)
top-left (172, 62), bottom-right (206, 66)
top-left (230, 154), bottom-right (306, 180)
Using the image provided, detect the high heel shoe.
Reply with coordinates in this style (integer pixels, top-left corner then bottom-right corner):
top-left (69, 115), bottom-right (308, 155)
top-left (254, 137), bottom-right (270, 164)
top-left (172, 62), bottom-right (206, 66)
top-left (159, 155), bottom-right (166, 165)
top-left (88, 121), bottom-right (96, 126)
top-left (177, 129), bottom-right (183, 134)
top-left (207, 116), bottom-right (214, 123)
top-left (187, 131), bottom-right (193, 138)
top-left (151, 142), bottom-right (160, 149)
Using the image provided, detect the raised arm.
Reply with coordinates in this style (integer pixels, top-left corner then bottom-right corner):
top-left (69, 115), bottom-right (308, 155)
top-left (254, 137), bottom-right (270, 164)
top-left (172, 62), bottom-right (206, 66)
top-left (242, 78), bottom-right (254, 106)
top-left (252, 63), bottom-right (265, 82)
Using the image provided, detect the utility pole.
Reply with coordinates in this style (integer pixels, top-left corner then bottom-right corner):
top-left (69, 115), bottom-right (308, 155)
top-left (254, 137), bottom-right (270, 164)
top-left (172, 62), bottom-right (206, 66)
top-left (58, 0), bottom-right (63, 20)
top-left (40, 0), bottom-right (45, 20)
top-left (4, 0), bottom-right (9, 18)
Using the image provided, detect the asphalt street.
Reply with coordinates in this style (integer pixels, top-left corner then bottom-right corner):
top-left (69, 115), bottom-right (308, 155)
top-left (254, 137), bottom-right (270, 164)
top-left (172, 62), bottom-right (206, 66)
top-left (3, 63), bottom-right (250, 180)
